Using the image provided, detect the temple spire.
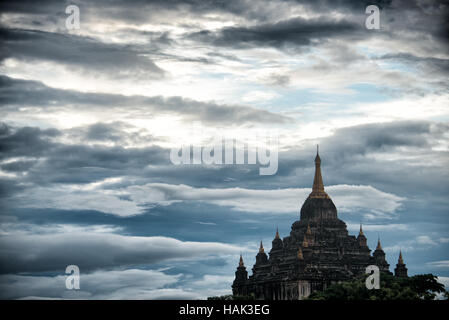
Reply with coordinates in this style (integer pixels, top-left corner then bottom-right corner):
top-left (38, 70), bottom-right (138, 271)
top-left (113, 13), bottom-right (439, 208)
top-left (259, 241), bottom-right (264, 253)
top-left (376, 237), bottom-right (382, 250)
top-left (359, 224), bottom-right (364, 236)
top-left (309, 145), bottom-right (329, 199)
top-left (239, 254), bottom-right (244, 267)
top-left (275, 227), bottom-right (280, 239)
top-left (394, 250), bottom-right (408, 277)
top-left (398, 250), bottom-right (404, 265)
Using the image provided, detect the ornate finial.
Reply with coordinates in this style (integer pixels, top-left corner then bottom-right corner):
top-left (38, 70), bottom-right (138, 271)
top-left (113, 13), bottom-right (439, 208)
top-left (398, 250), bottom-right (404, 265)
top-left (297, 248), bottom-right (304, 260)
top-left (306, 224), bottom-right (312, 235)
top-left (275, 227), bottom-right (280, 239)
top-left (376, 237), bottom-right (382, 250)
top-left (315, 145), bottom-right (321, 163)
top-left (317, 144), bottom-right (319, 155)
top-left (302, 235), bottom-right (309, 247)
top-left (259, 240), bottom-right (264, 253)
top-left (239, 254), bottom-right (244, 267)
top-left (359, 223), bottom-right (364, 236)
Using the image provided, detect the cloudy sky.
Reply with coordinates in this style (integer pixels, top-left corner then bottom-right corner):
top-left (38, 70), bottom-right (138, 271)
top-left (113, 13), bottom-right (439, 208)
top-left (0, 0), bottom-right (448, 299)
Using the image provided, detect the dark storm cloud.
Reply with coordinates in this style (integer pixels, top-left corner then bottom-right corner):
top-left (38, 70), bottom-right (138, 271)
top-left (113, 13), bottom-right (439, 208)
top-left (0, 122), bottom-right (60, 160)
top-left (1, 0), bottom-right (446, 46)
top-left (0, 0), bottom-right (69, 14)
top-left (0, 28), bottom-right (165, 78)
top-left (0, 123), bottom-right (169, 187)
top-left (290, 0), bottom-right (392, 11)
top-left (189, 17), bottom-right (362, 49)
top-left (0, 76), bottom-right (293, 125)
top-left (0, 0), bottom-right (391, 22)
top-left (322, 121), bottom-right (440, 156)
top-left (0, 122), bottom-right (260, 192)
top-left (0, 0), bottom-right (264, 23)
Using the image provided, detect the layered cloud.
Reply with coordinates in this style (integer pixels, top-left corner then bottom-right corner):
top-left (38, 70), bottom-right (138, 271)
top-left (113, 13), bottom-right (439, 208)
top-left (0, 224), bottom-right (242, 274)
top-left (0, 76), bottom-right (293, 126)
top-left (0, 269), bottom-right (191, 300)
top-left (7, 182), bottom-right (405, 218)
top-left (0, 28), bottom-right (165, 79)
top-left (0, 268), bottom-right (239, 300)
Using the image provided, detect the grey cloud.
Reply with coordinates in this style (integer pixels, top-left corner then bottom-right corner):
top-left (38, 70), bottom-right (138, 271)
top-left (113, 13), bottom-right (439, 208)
top-left (189, 17), bottom-right (362, 50)
top-left (85, 122), bottom-right (124, 142)
top-left (0, 0), bottom-right (69, 14)
top-left (380, 53), bottom-right (449, 73)
top-left (378, 53), bottom-right (449, 91)
top-left (0, 269), bottom-right (194, 300)
top-left (0, 228), bottom-right (241, 274)
top-left (0, 76), bottom-right (293, 125)
top-left (0, 123), bottom-right (60, 160)
top-left (0, 267), bottom-right (235, 299)
top-left (323, 121), bottom-right (439, 155)
top-left (2, 120), bottom-right (448, 199)
top-left (0, 28), bottom-right (165, 78)
top-left (0, 123), bottom-right (169, 187)
top-left (306, 121), bottom-right (449, 197)
top-left (0, 0), bottom-right (283, 24)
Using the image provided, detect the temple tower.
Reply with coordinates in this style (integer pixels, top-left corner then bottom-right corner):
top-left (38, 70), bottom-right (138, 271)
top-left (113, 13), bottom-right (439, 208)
top-left (357, 224), bottom-right (367, 247)
top-left (299, 147), bottom-right (338, 221)
top-left (373, 237), bottom-right (390, 272)
top-left (394, 250), bottom-right (408, 278)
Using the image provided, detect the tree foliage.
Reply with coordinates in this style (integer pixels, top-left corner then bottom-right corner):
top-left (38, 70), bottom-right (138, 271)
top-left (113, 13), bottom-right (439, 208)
top-left (307, 273), bottom-right (448, 300)
top-left (207, 294), bottom-right (255, 300)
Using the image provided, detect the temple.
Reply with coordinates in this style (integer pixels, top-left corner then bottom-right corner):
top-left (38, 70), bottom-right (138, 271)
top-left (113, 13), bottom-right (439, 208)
top-left (232, 147), bottom-right (407, 299)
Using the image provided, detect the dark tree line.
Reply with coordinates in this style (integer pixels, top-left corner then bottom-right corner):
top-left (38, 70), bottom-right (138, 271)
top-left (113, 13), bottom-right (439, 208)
top-left (208, 274), bottom-right (448, 300)
top-left (307, 273), bottom-right (448, 300)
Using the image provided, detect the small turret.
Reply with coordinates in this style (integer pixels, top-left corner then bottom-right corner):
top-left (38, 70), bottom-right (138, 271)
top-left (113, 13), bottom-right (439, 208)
top-left (232, 254), bottom-right (249, 296)
top-left (272, 227), bottom-right (283, 250)
top-left (373, 236), bottom-right (390, 272)
top-left (394, 250), bottom-right (408, 278)
top-left (275, 227), bottom-right (280, 239)
top-left (233, 254), bottom-right (248, 283)
top-left (376, 237), bottom-right (382, 251)
top-left (357, 224), bottom-right (367, 247)
top-left (256, 241), bottom-right (268, 265)
top-left (398, 250), bottom-right (404, 264)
